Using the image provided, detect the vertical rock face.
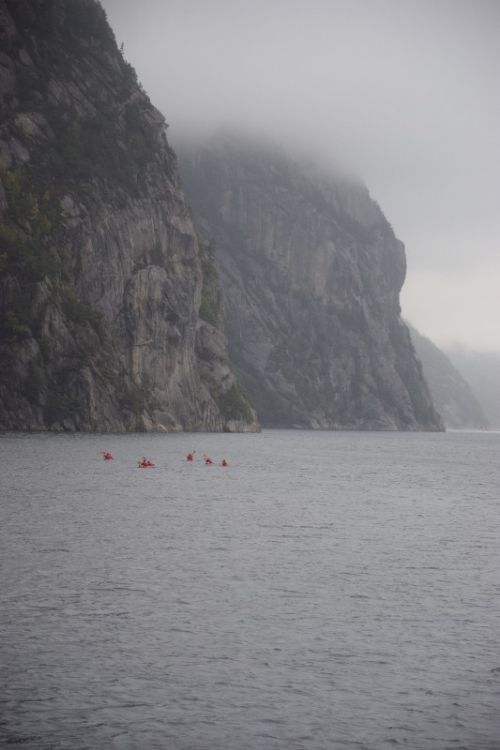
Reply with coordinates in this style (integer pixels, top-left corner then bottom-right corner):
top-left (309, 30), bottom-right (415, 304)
top-left (0, 0), bottom-right (257, 432)
top-left (409, 325), bottom-right (488, 429)
top-left (179, 133), bottom-right (443, 430)
top-left (445, 346), bottom-right (500, 429)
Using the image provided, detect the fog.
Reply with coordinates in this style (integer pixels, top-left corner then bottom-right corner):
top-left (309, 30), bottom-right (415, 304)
top-left (101, 0), bottom-right (499, 352)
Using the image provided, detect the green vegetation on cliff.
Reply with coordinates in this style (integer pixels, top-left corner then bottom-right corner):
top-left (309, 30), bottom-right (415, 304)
top-left (0, 168), bottom-right (61, 284)
top-left (198, 240), bottom-right (221, 327)
top-left (212, 382), bottom-right (255, 425)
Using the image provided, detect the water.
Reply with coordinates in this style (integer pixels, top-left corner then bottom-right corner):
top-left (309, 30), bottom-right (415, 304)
top-left (1, 430), bottom-right (499, 750)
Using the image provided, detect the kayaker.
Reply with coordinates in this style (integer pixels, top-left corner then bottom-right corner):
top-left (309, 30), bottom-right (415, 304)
top-left (138, 457), bottom-right (155, 468)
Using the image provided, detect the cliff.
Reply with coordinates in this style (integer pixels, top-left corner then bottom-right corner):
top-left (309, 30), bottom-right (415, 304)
top-left (445, 346), bottom-right (500, 429)
top-left (0, 0), bottom-right (258, 432)
top-left (179, 133), bottom-right (443, 430)
top-left (408, 325), bottom-right (488, 429)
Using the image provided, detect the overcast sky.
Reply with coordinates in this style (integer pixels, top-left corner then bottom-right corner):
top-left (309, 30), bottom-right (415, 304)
top-left (102, 0), bottom-right (499, 352)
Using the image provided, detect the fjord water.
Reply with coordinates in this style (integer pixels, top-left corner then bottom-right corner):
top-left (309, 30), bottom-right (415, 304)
top-left (1, 430), bottom-right (499, 750)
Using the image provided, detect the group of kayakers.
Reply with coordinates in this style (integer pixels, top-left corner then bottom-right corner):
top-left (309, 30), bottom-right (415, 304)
top-left (187, 451), bottom-right (228, 467)
top-left (100, 451), bottom-right (228, 468)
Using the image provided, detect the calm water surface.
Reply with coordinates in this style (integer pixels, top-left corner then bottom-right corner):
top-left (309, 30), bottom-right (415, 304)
top-left (1, 430), bottom-right (499, 749)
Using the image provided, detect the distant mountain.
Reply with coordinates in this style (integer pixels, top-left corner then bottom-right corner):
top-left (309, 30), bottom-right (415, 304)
top-left (408, 326), bottom-right (488, 430)
top-left (445, 347), bottom-right (500, 429)
top-left (178, 132), bottom-right (443, 430)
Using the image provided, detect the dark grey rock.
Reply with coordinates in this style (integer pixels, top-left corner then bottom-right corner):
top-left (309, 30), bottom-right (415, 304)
top-left (408, 325), bottom-right (488, 429)
top-left (445, 346), bottom-right (500, 429)
top-left (0, 0), bottom-right (258, 433)
top-left (179, 132), bottom-right (443, 431)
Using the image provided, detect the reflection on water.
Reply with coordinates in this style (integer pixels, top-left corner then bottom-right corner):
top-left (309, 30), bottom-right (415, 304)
top-left (1, 430), bottom-right (499, 749)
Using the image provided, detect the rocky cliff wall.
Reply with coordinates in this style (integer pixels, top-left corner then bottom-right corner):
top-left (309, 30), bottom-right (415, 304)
top-left (179, 134), bottom-right (443, 430)
top-left (409, 325), bottom-right (487, 429)
top-left (0, 1), bottom-right (258, 432)
top-left (445, 347), bottom-right (500, 429)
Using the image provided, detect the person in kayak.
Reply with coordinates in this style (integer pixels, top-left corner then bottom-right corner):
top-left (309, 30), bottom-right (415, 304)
top-left (186, 451), bottom-right (196, 462)
top-left (204, 455), bottom-right (213, 465)
top-left (221, 459), bottom-right (228, 467)
top-left (101, 451), bottom-right (113, 461)
top-left (138, 457), bottom-right (155, 468)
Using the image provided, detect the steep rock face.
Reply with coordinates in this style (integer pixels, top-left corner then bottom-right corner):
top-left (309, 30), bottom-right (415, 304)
top-left (445, 347), bottom-right (500, 429)
top-left (409, 325), bottom-right (488, 429)
top-left (179, 134), bottom-right (443, 430)
top-left (0, 1), bottom-right (257, 432)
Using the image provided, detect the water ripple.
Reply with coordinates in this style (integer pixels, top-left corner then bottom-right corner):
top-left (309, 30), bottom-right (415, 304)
top-left (1, 429), bottom-right (499, 749)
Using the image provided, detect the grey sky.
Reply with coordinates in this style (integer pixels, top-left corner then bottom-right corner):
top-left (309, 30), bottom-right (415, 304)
top-left (101, 0), bottom-right (499, 351)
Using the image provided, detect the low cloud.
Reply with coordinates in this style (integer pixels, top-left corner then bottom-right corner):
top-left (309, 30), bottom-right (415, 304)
top-left (102, 0), bottom-right (500, 350)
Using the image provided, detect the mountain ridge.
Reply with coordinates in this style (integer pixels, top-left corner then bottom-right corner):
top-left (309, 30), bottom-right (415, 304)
top-left (179, 132), bottom-right (443, 431)
top-left (445, 346), bottom-right (500, 429)
top-left (408, 325), bottom-right (488, 430)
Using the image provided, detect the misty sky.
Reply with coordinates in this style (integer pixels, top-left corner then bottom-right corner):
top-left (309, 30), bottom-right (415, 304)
top-left (102, 0), bottom-right (499, 351)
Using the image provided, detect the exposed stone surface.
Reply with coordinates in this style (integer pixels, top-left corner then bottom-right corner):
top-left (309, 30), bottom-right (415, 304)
top-left (179, 133), bottom-right (443, 430)
top-left (408, 325), bottom-right (488, 429)
top-left (0, 0), bottom-right (257, 432)
top-left (445, 346), bottom-right (500, 429)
